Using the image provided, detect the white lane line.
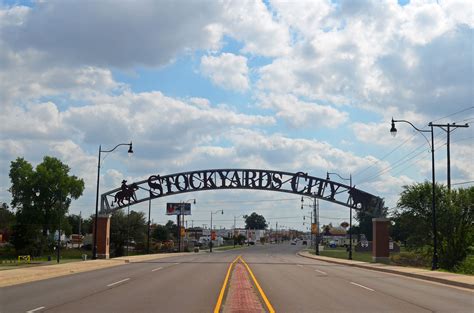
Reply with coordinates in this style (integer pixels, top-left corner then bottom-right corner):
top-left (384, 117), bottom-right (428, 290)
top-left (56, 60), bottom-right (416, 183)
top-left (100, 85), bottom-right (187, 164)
top-left (314, 269), bottom-right (327, 275)
top-left (152, 267), bottom-right (163, 272)
top-left (26, 307), bottom-right (45, 313)
top-left (350, 282), bottom-right (375, 292)
top-left (297, 264), bottom-right (304, 267)
top-left (107, 278), bottom-right (130, 287)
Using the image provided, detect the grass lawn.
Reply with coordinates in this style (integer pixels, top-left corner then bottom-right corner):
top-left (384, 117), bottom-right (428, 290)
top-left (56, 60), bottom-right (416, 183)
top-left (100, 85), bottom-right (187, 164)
top-left (212, 245), bottom-right (248, 251)
top-left (312, 247), bottom-right (374, 263)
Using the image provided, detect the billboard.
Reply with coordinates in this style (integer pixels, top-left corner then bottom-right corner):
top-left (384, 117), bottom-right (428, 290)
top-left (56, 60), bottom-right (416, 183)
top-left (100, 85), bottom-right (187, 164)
top-left (166, 203), bottom-right (191, 215)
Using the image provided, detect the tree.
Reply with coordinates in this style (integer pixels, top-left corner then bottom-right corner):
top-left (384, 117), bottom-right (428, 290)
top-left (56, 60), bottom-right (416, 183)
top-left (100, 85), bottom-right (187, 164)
top-left (110, 210), bottom-right (147, 256)
top-left (244, 212), bottom-right (267, 230)
top-left (396, 182), bottom-right (474, 270)
top-left (0, 203), bottom-right (15, 241)
top-left (354, 203), bottom-right (388, 241)
top-left (9, 157), bottom-right (84, 255)
top-left (152, 224), bottom-right (170, 242)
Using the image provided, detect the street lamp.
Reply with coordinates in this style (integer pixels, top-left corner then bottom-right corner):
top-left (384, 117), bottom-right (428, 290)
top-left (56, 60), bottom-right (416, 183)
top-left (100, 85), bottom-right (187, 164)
top-left (210, 210), bottom-right (223, 253)
top-left (391, 118), bottom-right (440, 269)
top-left (93, 142), bottom-right (133, 260)
top-left (327, 172), bottom-right (352, 260)
top-left (301, 197), bottom-right (318, 255)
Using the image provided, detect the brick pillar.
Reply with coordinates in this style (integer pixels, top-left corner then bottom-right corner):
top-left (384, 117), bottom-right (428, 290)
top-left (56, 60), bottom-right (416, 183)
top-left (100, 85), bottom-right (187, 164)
top-left (372, 218), bottom-right (390, 263)
top-left (96, 214), bottom-right (111, 259)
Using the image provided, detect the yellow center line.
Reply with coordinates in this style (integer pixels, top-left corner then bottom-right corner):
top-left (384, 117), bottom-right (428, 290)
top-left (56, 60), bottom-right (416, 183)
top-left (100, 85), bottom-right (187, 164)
top-left (214, 255), bottom-right (240, 313)
top-left (239, 256), bottom-right (276, 313)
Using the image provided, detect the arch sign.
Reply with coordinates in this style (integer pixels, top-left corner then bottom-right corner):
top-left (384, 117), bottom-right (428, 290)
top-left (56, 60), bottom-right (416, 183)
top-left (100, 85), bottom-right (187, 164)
top-left (101, 169), bottom-right (384, 215)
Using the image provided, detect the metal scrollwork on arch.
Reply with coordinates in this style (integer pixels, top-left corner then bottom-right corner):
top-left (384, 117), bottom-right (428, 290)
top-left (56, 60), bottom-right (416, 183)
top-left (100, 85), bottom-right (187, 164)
top-left (100, 169), bottom-right (384, 215)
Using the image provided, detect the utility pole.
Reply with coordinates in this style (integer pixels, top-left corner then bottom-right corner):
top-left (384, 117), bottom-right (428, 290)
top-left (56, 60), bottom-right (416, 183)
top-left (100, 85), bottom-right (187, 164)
top-left (431, 123), bottom-right (469, 191)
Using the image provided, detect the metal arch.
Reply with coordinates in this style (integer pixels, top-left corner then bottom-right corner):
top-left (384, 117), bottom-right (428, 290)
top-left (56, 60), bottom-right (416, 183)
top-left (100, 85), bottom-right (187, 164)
top-left (100, 168), bottom-right (384, 216)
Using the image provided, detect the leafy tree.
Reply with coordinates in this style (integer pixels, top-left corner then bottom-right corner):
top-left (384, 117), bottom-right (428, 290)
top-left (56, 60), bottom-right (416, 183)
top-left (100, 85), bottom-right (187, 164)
top-left (110, 210), bottom-right (147, 256)
top-left (9, 157), bottom-right (84, 255)
top-left (354, 204), bottom-right (388, 241)
top-left (152, 224), bottom-right (170, 242)
top-left (0, 203), bottom-right (15, 240)
top-left (164, 220), bottom-right (178, 240)
top-left (244, 212), bottom-right (267, 230)
top-left (396, 182), bottom-right (474, 270)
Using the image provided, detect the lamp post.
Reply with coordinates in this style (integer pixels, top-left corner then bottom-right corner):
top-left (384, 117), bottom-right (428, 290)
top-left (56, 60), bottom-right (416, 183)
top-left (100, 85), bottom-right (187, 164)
top-left (327, 172), bottom-right (352, 260)
top-left (301, 197), bottom-right (318, 255)
top-left (93, 142), bottom-right (133, 260)
top-left (210, 210), bottom-right (223, 252)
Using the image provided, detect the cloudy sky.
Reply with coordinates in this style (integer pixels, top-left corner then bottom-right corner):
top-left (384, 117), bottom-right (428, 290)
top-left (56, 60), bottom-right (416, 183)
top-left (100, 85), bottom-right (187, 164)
top-left (1, 0), bottom-right (472, 231)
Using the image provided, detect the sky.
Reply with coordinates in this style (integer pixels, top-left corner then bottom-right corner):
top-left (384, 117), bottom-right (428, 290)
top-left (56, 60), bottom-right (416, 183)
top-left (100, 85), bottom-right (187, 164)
top-left (1, 0), bottom-right (473, 231)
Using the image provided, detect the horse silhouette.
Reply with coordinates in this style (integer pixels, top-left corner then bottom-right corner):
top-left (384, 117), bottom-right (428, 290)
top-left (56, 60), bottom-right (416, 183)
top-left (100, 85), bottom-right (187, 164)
top-left (114, 183), bottom-right (139, 206)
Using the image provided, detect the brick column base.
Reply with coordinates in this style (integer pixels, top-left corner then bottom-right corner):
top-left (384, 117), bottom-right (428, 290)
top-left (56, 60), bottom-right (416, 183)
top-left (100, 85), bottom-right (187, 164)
top-left (95, 214), bottom-right (111, 259)
top-left (372, 218), bottom-right (390, 263)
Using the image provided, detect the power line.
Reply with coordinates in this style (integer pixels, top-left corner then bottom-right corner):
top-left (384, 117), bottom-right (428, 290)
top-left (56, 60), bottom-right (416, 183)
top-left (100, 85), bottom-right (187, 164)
top-left (431, 106), bottom-right (474, 123)
top-left (353, 132), bottom-right (418, 178)
top-left (452, 181), bottom-right (474, 186)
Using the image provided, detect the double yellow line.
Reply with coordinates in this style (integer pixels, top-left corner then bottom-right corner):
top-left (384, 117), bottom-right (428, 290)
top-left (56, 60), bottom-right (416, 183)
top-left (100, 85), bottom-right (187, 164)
top-left (214, 255), bottom-right (275, 313)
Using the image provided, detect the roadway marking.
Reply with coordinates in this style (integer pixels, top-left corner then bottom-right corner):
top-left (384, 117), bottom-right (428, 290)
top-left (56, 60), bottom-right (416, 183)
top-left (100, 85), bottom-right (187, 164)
top-left (315, 269), bottom-right (327, 275)
top-left (350, 282), bottom-right (375, 292)
top-left (107, 278), bottom-right (130, 287)
top-left (214, 256), bottom-right (240, 313)
top-left (152, 267), bottom-right (163, 272)
top-left (240, 257), bottom-right (276, 313)
top-left (297, 264), bottom-right (304, 267)
top-left (26, 307), bottom-right (45, 313)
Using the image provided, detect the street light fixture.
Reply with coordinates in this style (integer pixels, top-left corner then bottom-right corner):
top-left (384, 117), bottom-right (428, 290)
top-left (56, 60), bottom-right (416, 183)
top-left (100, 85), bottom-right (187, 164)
top-left (327, 172), bottom-right (353, 260)
top-left (93, 142), bottom-right (133, 260)
top-left (210, 210), bottom-right (223, 253)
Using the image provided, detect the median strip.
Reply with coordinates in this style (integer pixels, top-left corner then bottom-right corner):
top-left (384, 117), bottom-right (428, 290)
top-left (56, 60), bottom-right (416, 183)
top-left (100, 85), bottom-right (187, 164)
top-left (214, 256), bottom-right (240, 313)
top-left (239, 257), bottom-right (275, 313)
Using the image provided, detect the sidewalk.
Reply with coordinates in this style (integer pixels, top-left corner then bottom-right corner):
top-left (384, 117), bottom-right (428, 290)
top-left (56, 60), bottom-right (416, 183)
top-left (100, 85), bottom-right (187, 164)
top-left (298, 251), bottom-right (474, 290)
top-left (0, 253), bottom-right (188, 288)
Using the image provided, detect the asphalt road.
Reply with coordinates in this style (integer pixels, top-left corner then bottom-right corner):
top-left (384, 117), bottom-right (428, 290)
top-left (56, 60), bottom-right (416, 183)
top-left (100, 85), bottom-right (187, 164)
top-left (1, 244), bottom-right (472, 313)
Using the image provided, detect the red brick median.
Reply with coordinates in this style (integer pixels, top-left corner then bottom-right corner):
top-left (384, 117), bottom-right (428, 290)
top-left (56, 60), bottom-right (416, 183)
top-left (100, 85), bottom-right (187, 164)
top-left (223, 261), bottom-right (265, 313)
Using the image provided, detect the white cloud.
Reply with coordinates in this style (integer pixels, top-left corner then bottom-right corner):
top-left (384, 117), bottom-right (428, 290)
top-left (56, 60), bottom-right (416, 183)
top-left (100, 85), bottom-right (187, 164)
top-left (200, 53), bottom-right (249, 91)
top-left (258, 93), bottom-right (349, 129)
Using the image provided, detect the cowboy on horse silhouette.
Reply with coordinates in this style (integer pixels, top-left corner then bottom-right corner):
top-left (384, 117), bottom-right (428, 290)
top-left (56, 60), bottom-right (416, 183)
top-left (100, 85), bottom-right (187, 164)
top-left (114, 180), bottom-right (138, 206)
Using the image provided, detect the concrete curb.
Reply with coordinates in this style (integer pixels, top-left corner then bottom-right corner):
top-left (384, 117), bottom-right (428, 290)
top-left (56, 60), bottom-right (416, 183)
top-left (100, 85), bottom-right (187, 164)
top-left (0, 253), bottom-right (188, 288)
top-left (297, 251), bottom-right (474, 290)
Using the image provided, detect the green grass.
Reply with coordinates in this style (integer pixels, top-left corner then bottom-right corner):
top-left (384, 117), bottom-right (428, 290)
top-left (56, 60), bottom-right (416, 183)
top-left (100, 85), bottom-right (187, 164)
top-left (213, 245), bottom-right (248, 251)
top-left (314, 247), bottom-right (374, 263)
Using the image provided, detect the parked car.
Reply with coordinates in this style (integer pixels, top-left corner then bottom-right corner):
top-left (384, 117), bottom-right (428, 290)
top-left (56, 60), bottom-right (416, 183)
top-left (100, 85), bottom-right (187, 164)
top-left (302, 240), bottom-right (307, 245)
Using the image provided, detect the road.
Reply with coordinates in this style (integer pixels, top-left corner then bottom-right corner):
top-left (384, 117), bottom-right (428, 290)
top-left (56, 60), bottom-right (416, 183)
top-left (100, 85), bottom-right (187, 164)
top-left (1, 244), bottom-right (472, 313)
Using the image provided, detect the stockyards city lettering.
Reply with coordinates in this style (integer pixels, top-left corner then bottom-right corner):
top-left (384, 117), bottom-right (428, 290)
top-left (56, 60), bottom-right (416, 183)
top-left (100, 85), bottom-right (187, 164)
top-left (102, 169), bottom-right (384, 215)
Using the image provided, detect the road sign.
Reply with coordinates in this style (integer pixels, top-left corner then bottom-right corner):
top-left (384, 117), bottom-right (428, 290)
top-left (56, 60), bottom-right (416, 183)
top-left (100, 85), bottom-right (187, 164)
top-left (311, 223), bottom-right (318, 234)
top-left (180, 227), bottom-right (186, 237)
top-left (166, 203), bottom-right (191, 215)
top-left (211, 231), bottom-right (216, 240)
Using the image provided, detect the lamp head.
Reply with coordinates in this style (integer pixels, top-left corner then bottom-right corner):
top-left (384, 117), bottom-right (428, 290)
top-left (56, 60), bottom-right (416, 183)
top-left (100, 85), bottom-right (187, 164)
top-left (193, 199), bottom-right (196, 205)
top-left (128, 142), bottom-right (133, 154)
top-left (221, 210), bottom-right (224, 215)
top-left (390, 118), bottom-right (397, 137)
top-left (326, 172), bottom-right (330, 180)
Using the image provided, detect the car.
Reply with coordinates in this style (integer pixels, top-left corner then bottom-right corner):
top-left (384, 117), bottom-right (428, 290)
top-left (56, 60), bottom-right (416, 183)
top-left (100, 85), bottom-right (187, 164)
top-left (302, 240), bottom-right (307, 245)
top-left (291, 240), bottom-right (297, 245)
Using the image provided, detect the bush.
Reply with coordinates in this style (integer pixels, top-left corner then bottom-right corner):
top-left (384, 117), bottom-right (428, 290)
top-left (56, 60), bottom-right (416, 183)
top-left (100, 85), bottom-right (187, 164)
top-left (453, 255), bottom-right (474, 275)
top-left (390, 251), bottom-right (430, 268)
